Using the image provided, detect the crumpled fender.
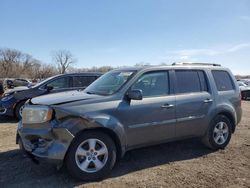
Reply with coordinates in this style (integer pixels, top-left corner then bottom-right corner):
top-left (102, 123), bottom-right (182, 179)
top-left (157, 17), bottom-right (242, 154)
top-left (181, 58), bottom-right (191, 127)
top-left (53, 106), bottom-right (127, 155)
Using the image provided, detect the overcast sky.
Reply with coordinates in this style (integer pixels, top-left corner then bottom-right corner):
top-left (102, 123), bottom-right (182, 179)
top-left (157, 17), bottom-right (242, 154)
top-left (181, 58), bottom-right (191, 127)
top-left (0, 0), bottom-right (250, 75)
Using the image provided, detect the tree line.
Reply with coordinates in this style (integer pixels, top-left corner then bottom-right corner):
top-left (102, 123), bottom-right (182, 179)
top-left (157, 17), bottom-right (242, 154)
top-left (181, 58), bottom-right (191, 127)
top-left (0, 48), bottom-right (119, 80)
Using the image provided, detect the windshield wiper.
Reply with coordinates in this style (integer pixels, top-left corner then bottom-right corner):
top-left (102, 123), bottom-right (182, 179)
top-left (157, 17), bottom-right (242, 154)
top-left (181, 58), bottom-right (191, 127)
top-left (86, 91), bottom-right (107, 96)
top-left (86, 91), bottom-right (97, 95)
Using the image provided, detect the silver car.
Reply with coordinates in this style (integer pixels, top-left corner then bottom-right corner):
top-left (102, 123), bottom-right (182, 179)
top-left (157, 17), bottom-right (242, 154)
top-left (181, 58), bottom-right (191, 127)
top-left (17, 63), bottom-right (242, 180)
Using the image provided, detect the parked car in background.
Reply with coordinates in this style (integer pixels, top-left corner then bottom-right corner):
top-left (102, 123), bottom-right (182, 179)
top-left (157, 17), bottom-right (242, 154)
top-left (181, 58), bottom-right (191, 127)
top-left (238, 81), bottom-right (250, 100)
top-left (0, 72), bottom-right (102, 119)
top-left (242, 79), bottom-right (250, 86)
top-left (17, 63), bottom-right (242, 181)
top-left (237, 79), bottom-right (250, 86)
top-left (3, 78), bottom-right (33, 90)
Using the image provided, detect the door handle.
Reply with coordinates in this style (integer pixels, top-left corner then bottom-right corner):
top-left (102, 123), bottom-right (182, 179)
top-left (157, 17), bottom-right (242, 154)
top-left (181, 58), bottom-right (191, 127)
top-left (204, 98), bottom-right (213, 103)
top-left (161, 104), bottom-right (174, 109)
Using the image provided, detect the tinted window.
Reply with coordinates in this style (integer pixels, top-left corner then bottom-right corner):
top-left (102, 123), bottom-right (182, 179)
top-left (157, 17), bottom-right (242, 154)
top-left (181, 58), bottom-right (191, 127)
top-left (175, 70), bottom-right (207, 94)
top-left (46, 77), bottom-right (70, 89)
top-left (73, 76), bottom-right (96, 87)
top-left (198, 71), bottom-right (208, 92)
top-left (212, 70), bottom-right (234, 91)
top-left (131, 71), bottom-right (169, 97)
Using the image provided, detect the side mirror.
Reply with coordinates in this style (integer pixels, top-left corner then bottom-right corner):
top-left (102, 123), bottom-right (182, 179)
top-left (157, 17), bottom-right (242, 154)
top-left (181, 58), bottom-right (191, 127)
top-left (46, 85), bottom-right (54, 92)
top-left (127, 89), bottom-right (143, 100)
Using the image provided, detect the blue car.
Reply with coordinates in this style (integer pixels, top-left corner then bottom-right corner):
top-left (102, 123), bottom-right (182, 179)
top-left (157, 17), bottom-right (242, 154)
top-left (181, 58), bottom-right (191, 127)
top-left (0, 72), bottom-right (102, 120)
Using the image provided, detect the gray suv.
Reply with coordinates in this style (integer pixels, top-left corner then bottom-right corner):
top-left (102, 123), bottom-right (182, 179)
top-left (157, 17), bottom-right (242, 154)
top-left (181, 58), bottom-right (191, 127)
top-left (17, 63), bottom-right (242, 180)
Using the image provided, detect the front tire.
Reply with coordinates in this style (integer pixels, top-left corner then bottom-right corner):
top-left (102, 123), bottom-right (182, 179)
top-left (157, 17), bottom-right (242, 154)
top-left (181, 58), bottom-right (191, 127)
top-left (66, 131), bottom-right (117, 181)
top-left (15, 101), bottom-right (26, 120)
top-left (202, 115), bottom-right (232, 150)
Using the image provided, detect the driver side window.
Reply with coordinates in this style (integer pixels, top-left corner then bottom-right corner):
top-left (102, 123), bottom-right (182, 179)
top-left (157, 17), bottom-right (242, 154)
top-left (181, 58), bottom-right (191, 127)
top-left (131, 71), bottom-right (169, 97)
top-left (45, 77), bottom-right (70, 89)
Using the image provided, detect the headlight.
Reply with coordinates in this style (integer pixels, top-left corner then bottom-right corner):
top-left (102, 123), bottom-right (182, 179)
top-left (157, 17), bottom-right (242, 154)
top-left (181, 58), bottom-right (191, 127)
top-left (1, 94), bottom-right (13, 102)
top-left (22, 105), bottom-right (53, 124)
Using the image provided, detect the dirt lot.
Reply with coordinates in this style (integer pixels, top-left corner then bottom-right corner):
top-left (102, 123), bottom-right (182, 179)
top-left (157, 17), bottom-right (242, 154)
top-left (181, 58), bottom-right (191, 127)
top-left (0, 102), bottom-right (249, 188)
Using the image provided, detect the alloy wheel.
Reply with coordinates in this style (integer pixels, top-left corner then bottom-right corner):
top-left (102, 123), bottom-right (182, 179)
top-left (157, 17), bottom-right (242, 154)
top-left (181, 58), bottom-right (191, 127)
top-left (75, 138), bottom-right (108, 173)
top-left (213, 122), bottom-right (229, 145)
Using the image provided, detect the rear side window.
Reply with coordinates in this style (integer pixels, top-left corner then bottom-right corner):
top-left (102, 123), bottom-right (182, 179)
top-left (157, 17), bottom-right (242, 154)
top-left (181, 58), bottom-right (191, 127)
top-left (73, 76), bottom-right (96, 87)
top-left (212, 70), bottom-right (234, 91)
top-left (175, 70), bottom-right (208, 94)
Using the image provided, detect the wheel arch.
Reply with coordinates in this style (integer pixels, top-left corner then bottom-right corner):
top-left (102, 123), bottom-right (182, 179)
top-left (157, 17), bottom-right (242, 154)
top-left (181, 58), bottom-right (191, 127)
top-left (64, 127), bottom-right (124, 163)
top-left (81, 127), bottom-right (122, 158)
top-left (59, 114), bottom-right (126, 159)
top-left (217, 111), bottom-right (236, 133)
top-left (13, 99), bottom-right (29, 117)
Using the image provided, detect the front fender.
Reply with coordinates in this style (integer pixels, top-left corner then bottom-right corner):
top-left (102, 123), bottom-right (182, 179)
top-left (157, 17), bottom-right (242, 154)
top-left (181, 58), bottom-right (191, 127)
top-left (54, 107), bottom-right (127, 155)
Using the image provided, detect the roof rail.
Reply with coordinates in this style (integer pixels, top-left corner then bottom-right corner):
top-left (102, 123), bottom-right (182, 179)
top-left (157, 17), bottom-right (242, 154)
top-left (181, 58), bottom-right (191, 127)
top-left (172, 62), bottom-right (221, 66)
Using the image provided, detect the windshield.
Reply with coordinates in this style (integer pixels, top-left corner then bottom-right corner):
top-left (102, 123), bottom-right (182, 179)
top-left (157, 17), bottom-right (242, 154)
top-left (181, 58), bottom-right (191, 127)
top-left (85, 70), bottom-right (136, 95)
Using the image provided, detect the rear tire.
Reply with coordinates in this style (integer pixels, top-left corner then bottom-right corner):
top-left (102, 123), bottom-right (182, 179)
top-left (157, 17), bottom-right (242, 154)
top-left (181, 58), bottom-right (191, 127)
top-left (15, 101), bottom-right (26, 120)
top-left (66, 131), bottom-right (117, 181)
top-left (202, 115), bottom-right (232, 150)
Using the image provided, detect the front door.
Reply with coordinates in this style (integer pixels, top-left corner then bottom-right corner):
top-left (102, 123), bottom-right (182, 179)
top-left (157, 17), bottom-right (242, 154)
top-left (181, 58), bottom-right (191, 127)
top-left (118, 71), bottom-right (176, 148)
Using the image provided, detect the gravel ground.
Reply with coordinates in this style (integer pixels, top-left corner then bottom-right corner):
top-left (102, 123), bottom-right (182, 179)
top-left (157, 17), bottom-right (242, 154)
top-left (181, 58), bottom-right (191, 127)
top-left (0, 102), bottom-right (249, 188)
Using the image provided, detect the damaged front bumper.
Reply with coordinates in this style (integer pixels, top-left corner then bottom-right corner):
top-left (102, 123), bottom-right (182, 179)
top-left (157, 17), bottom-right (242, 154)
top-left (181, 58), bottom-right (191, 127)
top-left (16, 121), bottom-right (74, 164)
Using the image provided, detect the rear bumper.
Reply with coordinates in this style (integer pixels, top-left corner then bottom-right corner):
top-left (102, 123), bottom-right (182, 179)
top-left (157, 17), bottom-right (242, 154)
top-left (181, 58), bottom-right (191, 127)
top-left (17, 121), bottom-right (74, 163)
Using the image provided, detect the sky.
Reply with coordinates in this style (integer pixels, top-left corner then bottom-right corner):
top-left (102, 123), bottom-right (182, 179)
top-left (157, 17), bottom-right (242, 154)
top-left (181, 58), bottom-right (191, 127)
top-left (0, 0), bottom-right (250, 75)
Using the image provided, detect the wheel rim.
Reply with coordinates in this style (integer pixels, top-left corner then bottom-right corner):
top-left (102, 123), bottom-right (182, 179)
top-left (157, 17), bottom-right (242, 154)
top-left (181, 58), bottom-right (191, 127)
top-left (19, 105), bottom-right (24, 118)
top-left (75, 138), bottom-right (108, 173)
top-left (213, 122), bottom-right (229, 145)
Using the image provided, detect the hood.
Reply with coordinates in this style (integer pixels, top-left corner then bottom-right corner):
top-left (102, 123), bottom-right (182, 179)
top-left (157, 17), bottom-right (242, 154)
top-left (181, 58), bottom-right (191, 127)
top-left (5, 86), bottom-right (29, 94)
top-left (31, 90), bottom-right (100, 105)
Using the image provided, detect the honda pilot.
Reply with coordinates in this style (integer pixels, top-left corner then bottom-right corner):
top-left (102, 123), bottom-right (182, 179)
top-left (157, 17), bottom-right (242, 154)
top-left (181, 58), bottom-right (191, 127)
top-left (17, 63), bottom-right (242, 181)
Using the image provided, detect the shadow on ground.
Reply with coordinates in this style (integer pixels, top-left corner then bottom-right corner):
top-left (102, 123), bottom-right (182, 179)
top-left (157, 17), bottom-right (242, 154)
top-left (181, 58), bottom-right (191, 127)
top-left (0, 138), bottom-right (214, 187)
top-left (0, 115), bottom-right (18, 123)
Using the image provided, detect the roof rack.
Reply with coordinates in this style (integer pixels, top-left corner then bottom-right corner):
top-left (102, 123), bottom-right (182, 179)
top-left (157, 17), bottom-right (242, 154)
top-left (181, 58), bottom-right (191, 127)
top-left (172, 62), bottom-right (221, 66)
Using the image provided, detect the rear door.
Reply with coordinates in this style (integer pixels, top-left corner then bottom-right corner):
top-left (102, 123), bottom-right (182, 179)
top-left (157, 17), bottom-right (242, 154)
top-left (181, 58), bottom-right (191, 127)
top-left (174, 70), bottom-right (214, 137)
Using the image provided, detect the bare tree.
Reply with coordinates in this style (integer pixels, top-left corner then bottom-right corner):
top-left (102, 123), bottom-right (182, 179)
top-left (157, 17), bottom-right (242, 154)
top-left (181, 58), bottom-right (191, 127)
top-left (0, 48), bottom-right (58, 80)
top-left (0, 48), bottom-right (21, 78)
top-left (68, 66), bottom-right (114, 73)
top-left (52, 50), bottom-right (76, 74)
top-left (38, 64), bottom-right (57, 79)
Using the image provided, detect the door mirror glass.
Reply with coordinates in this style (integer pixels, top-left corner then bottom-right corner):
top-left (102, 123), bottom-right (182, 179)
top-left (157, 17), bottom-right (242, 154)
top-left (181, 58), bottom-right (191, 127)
top-left (127, 89), bottom-right (143, 100)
